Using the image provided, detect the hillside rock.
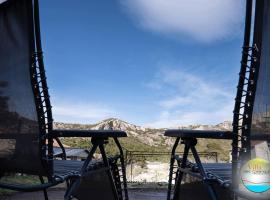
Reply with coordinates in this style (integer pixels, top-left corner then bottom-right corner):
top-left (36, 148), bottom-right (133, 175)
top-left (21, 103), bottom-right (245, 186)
top-left (54, 118), bottom-right (232, 148)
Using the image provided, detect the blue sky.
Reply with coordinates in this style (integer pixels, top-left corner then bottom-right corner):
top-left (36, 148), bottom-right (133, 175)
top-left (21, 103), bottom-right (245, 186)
top-left (39, 0), bottom-right (245, 128)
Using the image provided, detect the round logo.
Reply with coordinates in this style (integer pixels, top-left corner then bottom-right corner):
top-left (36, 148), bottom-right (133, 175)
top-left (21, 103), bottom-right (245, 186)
top-left (241, 158), bottom-right (270, 193)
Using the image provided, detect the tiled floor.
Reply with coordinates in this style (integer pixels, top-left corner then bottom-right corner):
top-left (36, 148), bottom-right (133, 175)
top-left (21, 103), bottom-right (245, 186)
top-left (0, 185), bottom-right (257, 200)
top-left (0, 188), bottom-right (167, 200)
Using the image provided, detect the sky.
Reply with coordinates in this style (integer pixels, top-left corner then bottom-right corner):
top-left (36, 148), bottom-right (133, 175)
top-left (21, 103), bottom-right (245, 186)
top-left (37, 0), bottom-right (246, 128)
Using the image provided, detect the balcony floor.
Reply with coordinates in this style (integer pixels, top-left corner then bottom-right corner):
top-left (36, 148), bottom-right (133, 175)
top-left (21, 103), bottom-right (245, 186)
top-left (0, 185), bottom-right (250, 200)
top-left (0, 188), bottom-right (167, 200)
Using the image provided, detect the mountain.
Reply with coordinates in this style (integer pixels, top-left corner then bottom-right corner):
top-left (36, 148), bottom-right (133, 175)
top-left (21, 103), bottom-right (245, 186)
top-left (55, 118), bottom-right (170, 147)
top-left (183, 121), bottom-right (233, 131)
top-left (54, 118), bottom-right (232, 147)
top-left (54, 118), bottom-right (233, 161)
top-left (54, 118), bottom-right (233, 132)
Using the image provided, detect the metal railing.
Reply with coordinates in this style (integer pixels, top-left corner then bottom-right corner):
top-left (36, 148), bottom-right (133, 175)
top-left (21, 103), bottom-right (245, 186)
top-left (124, 150), bottom-right (218, 183)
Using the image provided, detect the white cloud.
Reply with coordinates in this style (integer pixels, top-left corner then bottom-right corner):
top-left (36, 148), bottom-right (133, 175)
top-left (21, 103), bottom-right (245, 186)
top-left (0, 0), bottom-right (7, 3)
top-left (146, 68), bottom-right (235, 128)
top-left (52, 100), bottom-right (118, 124)
top-left (159, 96), bottom-right (193, 109)
top-left (157, 68), bottom-right (232, 108)
top-left (147, 104), bottom-right (233, 128)
top-left (120, 0), bottom-right (245, 42)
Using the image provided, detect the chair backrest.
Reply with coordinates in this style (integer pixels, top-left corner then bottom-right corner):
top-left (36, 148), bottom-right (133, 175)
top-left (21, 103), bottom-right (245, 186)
top-left (233, 0), bottom-right (270, 164)
top-left (249, 0), bottom-right (270, 158)
top-left (0, 0), bottom-right (52, 176)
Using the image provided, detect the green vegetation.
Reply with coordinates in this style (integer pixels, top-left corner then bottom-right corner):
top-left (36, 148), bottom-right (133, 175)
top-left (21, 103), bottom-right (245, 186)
top-left (0, 175), bottom-right (41, 195)
top-left (60, 136), bottom-right (231, 163)
top-left (56, 119), bottom-right (232, 163)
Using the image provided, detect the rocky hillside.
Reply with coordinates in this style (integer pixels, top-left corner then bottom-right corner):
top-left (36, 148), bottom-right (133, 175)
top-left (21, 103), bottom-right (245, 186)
top-left (54, 118), bottom-right (232, 147)
top-left (55, 118), bottom-right (168, 147)
top-left (54, 118), bottom-right (232, 161)
top-left (54, 118), bottom-right (232, 132)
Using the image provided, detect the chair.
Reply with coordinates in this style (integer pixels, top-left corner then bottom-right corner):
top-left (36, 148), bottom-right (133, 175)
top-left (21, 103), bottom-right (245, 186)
top-left (0, 0), bottom-right (128, 199)
top-left (165, 0), bottom-right (270, 199)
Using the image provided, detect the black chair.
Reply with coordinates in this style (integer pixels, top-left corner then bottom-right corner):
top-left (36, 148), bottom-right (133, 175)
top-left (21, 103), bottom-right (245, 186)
top-left (165, 0), bottom-right (270, 199)
top-left (0, 0), bottom-right (128, 199)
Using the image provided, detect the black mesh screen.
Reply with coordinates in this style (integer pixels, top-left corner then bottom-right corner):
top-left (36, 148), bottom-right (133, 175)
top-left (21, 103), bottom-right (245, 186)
top-left (0, 0), bottom-right (46, 175)
top-left (250, 0), bottom-right (270, 153)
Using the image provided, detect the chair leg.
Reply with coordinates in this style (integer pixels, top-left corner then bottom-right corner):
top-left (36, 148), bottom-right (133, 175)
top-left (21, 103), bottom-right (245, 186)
top-left (167, 138), bottom-right (180, 200)
top-left (167, 159), bottom-right (175, 200)
top-left (99, 143), bottom-right (120, 200)
top-left (119, 155), bottom-right (129, 200)
top-left (111, 160), bottom-right (123, 200)
top-left (65, 179), bottom-right (70, 189)
top-left (190, 143), bottom-right (218, 200)
top-left (173, 142), bottom-right (190, 200)
top-left (114, 138), bottom-right (129, 200)
top-left (205, 185), bottom-right (218, 200)
top-left (39, 176), bottom-right (48, 200)
top-left (64, 143), bottom-right (98, 199)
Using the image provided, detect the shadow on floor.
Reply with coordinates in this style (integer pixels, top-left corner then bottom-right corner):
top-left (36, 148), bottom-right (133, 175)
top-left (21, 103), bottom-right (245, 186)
top-left (0, 188), bottom-right (166, 200)
top-left (0, 183), bottom-right (233, 200)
